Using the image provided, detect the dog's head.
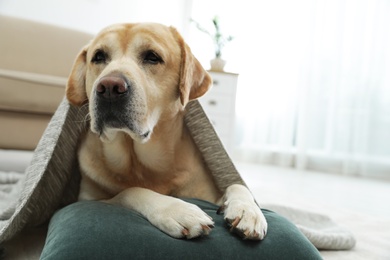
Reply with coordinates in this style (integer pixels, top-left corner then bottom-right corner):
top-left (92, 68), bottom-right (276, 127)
top-left (66, 23), bottom-right (211, 143)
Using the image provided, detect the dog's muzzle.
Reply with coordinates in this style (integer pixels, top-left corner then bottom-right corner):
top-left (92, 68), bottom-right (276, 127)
top-left (94, 75), bottom-right (132, 131)
top-left (92, 74), bottom-right (144, 135)
top-left (91, 74), bottom-right (151, 143)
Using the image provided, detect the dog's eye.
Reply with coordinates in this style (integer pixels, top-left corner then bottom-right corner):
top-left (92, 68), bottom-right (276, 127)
top-left (143, 51), bottom-right (163, 64)
top-left (92, 50), bottom-right (107, 64)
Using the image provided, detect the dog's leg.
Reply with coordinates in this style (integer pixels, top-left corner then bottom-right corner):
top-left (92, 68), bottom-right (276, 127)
top-left (103, 187), bottom-right (214, 239)
top-left (218, 184), bottom-right (268, 240)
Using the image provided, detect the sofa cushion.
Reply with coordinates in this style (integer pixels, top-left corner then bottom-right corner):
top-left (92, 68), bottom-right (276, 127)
top-left (0, 110), bottom-right (51, 150)
top-left (0, 15), bottom-right (92, 114)
top-left (0, 71), bottom-right (65, 114)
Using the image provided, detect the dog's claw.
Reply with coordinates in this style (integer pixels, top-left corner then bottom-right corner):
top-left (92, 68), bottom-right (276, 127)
top-left (230, 216), bottom-right (240, 229)
top-left (231, 228), bottom-right (262, 240)
top-left (201, 225), bottom-right (213, 235)
top-left (243, 229), bottom-right (251, 238)
top-left (182, 228), bottom-right (190, 237)
top-left (181, 224), bottom-right (214, 238)
top-left (217, 205), bottom-right (225, 215)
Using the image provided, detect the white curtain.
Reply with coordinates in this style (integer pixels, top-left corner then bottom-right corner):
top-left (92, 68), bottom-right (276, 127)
top-left (190, 0), bottom-right (390, 178)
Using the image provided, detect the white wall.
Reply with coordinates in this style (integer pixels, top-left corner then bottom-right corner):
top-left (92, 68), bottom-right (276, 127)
top-left (0, 0), bottom-right (192, 35)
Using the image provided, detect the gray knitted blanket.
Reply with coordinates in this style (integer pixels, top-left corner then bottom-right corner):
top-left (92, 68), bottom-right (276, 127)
top-left (0, 99), bottom-right (355, 255)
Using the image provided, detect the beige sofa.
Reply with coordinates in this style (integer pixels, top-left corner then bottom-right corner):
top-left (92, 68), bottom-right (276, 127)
top-left (0, 15), bottom-right (92, 150)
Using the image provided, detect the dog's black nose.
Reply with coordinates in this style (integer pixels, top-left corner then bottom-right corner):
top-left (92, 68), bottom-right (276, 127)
top-left (96, 76), bottom-right (129, 100)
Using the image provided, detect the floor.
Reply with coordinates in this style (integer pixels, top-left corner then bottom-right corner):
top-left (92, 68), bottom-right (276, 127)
top-left (236, 162), bottom-right (390, 219)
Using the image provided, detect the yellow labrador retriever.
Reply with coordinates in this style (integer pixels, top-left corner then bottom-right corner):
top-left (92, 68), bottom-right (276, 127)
top-left (66, 23), bottom-right (267, 240)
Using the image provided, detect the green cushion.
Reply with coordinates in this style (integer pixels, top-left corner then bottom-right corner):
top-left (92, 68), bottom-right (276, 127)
top-left (41, 199), bottom-right (322, 260)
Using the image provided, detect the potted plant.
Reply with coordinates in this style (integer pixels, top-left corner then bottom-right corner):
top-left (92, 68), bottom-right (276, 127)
top-left (191, 16), bottom-right (234, 71)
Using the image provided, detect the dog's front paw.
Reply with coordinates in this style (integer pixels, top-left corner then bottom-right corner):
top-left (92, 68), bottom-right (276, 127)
top-left (219, 184), bottom-right (268, 240)
top-left (148, 198), bottom-right (214, 239)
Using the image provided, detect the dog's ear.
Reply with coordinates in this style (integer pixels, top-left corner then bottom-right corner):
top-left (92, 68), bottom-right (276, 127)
top-left (66, 45), bottom-right (89, 106)
top-left (170, 27), bottom-right (212, 106)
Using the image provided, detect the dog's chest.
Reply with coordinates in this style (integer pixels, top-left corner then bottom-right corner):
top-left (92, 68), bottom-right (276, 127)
top-left (80, 131), bottom-right (219, 202)
top-left (104, 158), bottom-right (193, 196)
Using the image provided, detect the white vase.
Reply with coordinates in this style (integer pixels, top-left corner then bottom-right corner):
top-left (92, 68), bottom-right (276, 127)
top-left (210, 58), bottom-right (226, 72)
